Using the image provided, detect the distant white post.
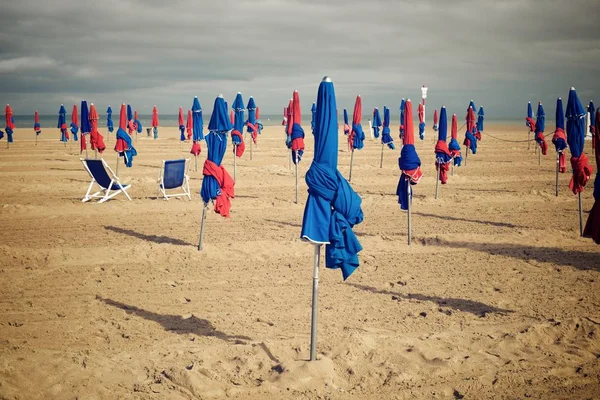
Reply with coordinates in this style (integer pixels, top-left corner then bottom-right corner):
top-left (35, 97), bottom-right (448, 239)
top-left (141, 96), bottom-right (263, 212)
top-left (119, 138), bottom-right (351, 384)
top-left (421, 85), bottom-right (428, 140)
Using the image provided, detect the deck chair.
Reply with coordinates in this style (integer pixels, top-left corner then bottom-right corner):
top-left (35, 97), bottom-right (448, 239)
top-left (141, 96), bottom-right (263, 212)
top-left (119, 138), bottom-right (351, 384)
top-left (80, 158), bottom-right (132, 203)
top-left (157, 158), bottom-right (191, 200)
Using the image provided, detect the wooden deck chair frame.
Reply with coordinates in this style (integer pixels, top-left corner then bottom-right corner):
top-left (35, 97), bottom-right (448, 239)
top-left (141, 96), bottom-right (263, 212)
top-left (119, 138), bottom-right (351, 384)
top-left (80, 158), bottom-right (132, 203)
top-left (157, 158), bottom-right (192, 200)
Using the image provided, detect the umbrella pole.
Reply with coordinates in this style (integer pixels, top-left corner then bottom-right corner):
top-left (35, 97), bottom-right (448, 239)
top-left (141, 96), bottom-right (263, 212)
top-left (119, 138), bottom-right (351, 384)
top-left (407, 182), bottom-right (412, 246)
top-left (349, 149), bottom-right (354, 182)
top-left (198, 203), bottom-right (207, 251)
top-left (116, 153), bottom-right (119, 176)
top-left (195, 155), bottom-right (198, 172)
top-left (451, 161), bottom-right (455, 176)
top-left (295, 157), bottom-right (299, 204)
top-left (288, 149), bottom-right (291, 170)
top-left (528, 131), bottom-right (531, 150)
top-left (250, 139), bottom-right (253, 161)
top-left (380, 142), bottom-right (384, 168)
top-left (465, 148), bottom-right (468, 166)
top-left (578, 192), bottom-right (583, 237)
top-left (85, 148), bottom-right (88, 159)
top-left (538, 148), bottom-right (541, 165)
top-left (435, 163), bottom-right (440, 199)
top-left (35, 133), bottom-right (38, 146)
top-left (233, 146), bottom-right (237, 183)
top-left (310, 244), bottom-right (321, 361)
top-left (555, 152), bottom-right (559, 197)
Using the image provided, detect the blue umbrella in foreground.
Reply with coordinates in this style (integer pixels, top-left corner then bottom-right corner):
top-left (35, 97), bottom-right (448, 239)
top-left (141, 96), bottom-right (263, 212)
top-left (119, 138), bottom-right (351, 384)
top-left (566, 87), bottom-right (594, 236)
top-left (198, 94), bottom-right (234, 251)
top-left (300, 76), bottom-right (363, 361)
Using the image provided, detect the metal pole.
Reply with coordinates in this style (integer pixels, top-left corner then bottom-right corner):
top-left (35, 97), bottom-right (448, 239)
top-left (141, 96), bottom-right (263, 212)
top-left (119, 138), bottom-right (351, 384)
top-left (250, 139), bottom-right (253, 161)
top-left (295, 158), bottom-right (299, 204)
top-left (288, 149), bottom-right (291, 170)
top-left (116, 153), bottom-right (119, 176)
top-left (528, 131), bottom-right (531, 150)
top-left (407, 181), bottom-right (412, 246)
top-left (578, 192), bottom-right (583, 237)
top-left (233, 146), bottom-right (237, 183)
top-left (465, 148), bottom-right (468, 166)
top-left (198, 204), bottom-right (207, 251)
top-left (349, 149), bottom-right (354, 182)
top-left (435, 163), bottom-right (440, 199)
top-left (195, 155), bottom-right (198, 172)
top-left (555, 152), bottom-right (559, 197)
top-left (380, 142), bottom-right (384, 168)
top-left (451, 161), bottom-right (455, 176)
top-left (309, 244), bottom-right (321, 361)
top-left (538, 149), bottom-right (541, 165)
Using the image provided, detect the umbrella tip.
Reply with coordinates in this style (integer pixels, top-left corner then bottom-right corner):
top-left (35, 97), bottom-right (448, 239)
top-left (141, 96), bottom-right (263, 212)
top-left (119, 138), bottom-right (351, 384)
top-left (218, 93), bottom-right (224, 98)
top-left (571, 87), bottom-right (575, 90)
top-left (322, 76), bottom-right (332, 82)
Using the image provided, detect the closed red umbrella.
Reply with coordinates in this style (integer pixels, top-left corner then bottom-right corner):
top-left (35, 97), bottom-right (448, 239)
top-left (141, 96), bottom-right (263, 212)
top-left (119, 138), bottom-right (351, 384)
top-left (115, 104), bottom-right (128, 153)
top-left (89, 103), bottom-right (106, 155)
top-left (186, 109), bottom-right (193, 140)
top-left (152, 105), bottom-right (159, 127)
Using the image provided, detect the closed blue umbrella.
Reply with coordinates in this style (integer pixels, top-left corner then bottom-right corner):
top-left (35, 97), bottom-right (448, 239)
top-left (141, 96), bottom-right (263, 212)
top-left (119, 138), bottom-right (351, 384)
top-left (310, 102), bottom-right (316, 135)
top-left (106, 106), bottom-right (114, 133)
top-left (397, 99), bottom-right (422, 211)
top-left (566, 88), bottom-right (593, 194)
top-left (477, 106), bottom-right (485, 132)
top-left (381, 106), bottom-right (394, 150)
top-left (535, 102), bottom-right (548, 156)
top-left (552, 98), bottom-right (568, 195)
top-left (231, 92), bottom-right (245, 152)
top-left (80, 100), bottom-right (91, 154)
top-left (343, 108), bottom-right (350, 136)
top-left (301, 76), bottom-right (363, 280)
top-left (58, 104), bottom-right (67, 142)
top-left (588, 101), bottom-right (596, 150)
top-left (435, 106), bottom-right (452, 187)
top-left (399, 98), bottom-right (406, 140)
top-left (246, 97), bottom-right (258, 143)
top-left (200, 95), bottom-right (234, 218)
top-left (372, 108), bottom-right (382, 139)
top-left (192, 96), bottom-right (203, 141)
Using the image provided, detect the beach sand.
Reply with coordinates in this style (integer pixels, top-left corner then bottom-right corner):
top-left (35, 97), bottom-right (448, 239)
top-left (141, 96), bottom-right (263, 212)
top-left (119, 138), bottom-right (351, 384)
top-left (0, 124), bottom-right (599, 399)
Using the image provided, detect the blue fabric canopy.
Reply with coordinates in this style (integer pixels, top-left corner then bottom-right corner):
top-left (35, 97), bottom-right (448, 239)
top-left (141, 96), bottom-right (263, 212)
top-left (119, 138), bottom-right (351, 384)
top-left (58, 105), bottom-right (67, 142)
top-left (291, 123), bottom-right (305, 164)
top-left (477, 106), bottom-right (485, 132)
top-left (438, 107), bottom-right (448, 142)
top-left (127, 104), bottom-right (133, 123)
top-left (566, 88), bottom-right (586, 158)
top-left (232, 93), bottom-right (245, 146)
top-left (397, 147), bottom-right (421, 211)
top-left (382, 106), bottom-right (394, 149)
top-left (246, 97), bottom-right (257, 136)
top-left (399, 98), bottom-right (406, 137)
top-left (192, 96), bottom-right (204, 141)
top-left (116, 127), bottom-right (137, 167)
top-left (372, 108), bottom-right (382, 139)
top-left (106, 106), bottom-right (114, 133)
top-left (343, 108), bottom-right (349, 127)
top-left (300, 77), bottom-right (363, 281)
top-left (81, 101), bottom-right (91, 134)
top-left (201, 96), bottom-right (230, 204)
top-left (589, 101), bottom-right (596, 133)
top-left (556, 98), bottom-right (565, 130)
top-left (310, 102), bottom-right (316, 135)
top-left (469, 100), bottom-right (477, 112)
top-left (527, 102), bottom-right (533, 119)
top-left (535, 103), bottom-right (545, 134)
top-left (465, 132), bottom-right (477, 154)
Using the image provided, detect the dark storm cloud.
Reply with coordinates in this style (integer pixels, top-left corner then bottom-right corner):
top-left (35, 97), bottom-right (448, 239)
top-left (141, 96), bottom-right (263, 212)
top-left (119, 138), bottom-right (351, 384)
top-left (0, 0), bottom-right (598, 118)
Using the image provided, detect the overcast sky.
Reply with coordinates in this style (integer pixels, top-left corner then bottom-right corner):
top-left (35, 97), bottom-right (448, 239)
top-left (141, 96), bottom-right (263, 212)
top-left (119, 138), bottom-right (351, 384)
top-left (1, 0), bottom-right (598, 119)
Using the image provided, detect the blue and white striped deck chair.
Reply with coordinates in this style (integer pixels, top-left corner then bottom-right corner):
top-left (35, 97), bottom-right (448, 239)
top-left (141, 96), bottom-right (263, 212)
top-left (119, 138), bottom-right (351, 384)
top-left (80, 158), bottom-right (132, 203)
top-left (157, 158), bottom-right (191, 200)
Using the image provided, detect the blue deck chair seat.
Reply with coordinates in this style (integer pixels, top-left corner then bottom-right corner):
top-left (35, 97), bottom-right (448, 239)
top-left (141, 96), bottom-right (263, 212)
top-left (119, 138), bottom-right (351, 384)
top-left (157, 158), bottom-right (191, 200)
top-left (81, 158), bottom-right (132, 203)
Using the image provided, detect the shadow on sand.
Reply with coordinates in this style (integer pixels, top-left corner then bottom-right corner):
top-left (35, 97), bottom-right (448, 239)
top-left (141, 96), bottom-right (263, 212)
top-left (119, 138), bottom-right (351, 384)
top-left (348, 283), bottom-right (514, 317)
top-left (413, 212), bottom-right (526, 229)
top-left (104, 226), bottom-right (192, 246)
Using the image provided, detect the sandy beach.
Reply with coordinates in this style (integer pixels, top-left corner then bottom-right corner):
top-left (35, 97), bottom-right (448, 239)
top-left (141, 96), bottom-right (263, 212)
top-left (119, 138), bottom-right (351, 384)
top-left (0, 124), bottom-right (599, 399)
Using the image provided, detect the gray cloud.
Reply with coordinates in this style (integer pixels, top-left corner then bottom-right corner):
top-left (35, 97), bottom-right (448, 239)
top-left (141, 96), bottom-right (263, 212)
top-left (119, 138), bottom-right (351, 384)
top-left (0, 0), bottom-right (598, 119)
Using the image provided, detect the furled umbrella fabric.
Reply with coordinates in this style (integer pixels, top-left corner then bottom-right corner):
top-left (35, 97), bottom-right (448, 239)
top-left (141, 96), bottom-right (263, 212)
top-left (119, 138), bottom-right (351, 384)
top-left (114, 104), bottom-right (137, 167)
top-left (372, 108), bottom-right (382, 139)
top-left (552, 97), bottom-right (568, 173)
top-left (152, 105), bottom-right (159, 139)
top-left (300, 77), bottom-right (364, 280)
top-left (34, 110), bottom-right (41, 135)
top-left (535, 102), bottom-right (548, 155)
top-left (201, 95), bottom-right (234, 218)
top-left (589, 101), bottom-right (596, 151)
top-left (127, 104), bottom-right (133, 134)
top-left (433, 109), bottom-right (439, 132)
top-left (190, 97), bottom-right (203, 156)
top-left (310, 102), bottom-right (316, 135)
top-left (4, 104), bottom-right (15, 143)
top-left (133, 110), bottom-right (142, 134)
top-left (106, 106), bottom-right (114, 133)
top-left (566, 88), bottom-right (593, 194)
top-left (70, 104), bottom-right (79, 141)
top-left (463, 106), bottom-right (477, 154)
top-left (343, 109), bottom-right (351, 137)
top-left (449, 113), bottom-right (462, 166)
top-left (178, 106), bottom-right (186, 141)
top-left (290, 90), bottom-right (305, 165)
top-left (477, 106), bottom-right (485, 134)
top-left (231, 92), bottom-right (245, 157)
top-left (80, 100), bottom-right (91, 152)
top-left (246, 97), bottom-right (259, 144)
top-left (583, 109), bottom-right (600, 243)
top-left (186, 109), bottom-right (193, 141)
top-left (399, 98), bottom-right (406, 140)
top-left (526, 102), bottom-right (536, 133)
top-left (350, 96), bottom-right (365, 150)
top-left (396, 99), bottom-right (423, 210)
top-left (418, 103), bottom-right (425, 140)
top-left (58, 104), bottom-right (68, 142)
top-left (381, 106), bottom-right (395, 150)
top-left (89, 104), bottom-right (106, 153)
top-left (435, 107), bottom-right (452, 184)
